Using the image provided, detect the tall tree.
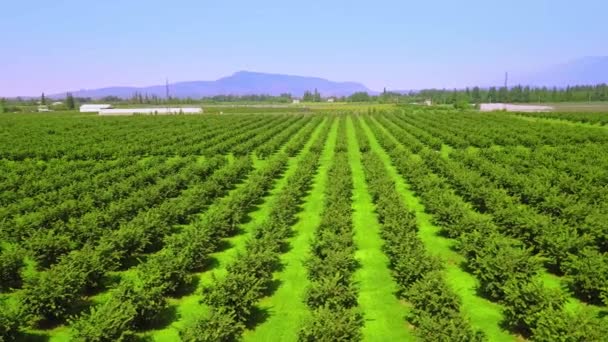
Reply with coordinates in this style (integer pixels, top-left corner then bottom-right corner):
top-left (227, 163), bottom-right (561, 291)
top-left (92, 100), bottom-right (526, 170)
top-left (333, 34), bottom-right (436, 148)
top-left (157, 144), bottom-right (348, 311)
top-left (303, 90), bottom-right (313, 102)
top-left (41, 93), bottom-right (46, 105)
top-left (313, 88), bottom-right (321, 102)
top-left (66, 93), bottom-right (75, 110)
top-left (471, 87), bottom-right (481, 104)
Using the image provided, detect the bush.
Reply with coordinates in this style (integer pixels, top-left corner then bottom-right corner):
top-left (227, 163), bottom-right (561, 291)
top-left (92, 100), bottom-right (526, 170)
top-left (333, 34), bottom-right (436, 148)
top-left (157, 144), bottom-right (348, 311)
top-left (112, 278), bottom-right (167, 328)
top-left (531, 307), bottom-right (608, 341)
top-left (24, 229), bottom-right (73, 268)
top-left (0, 246), bottom-right (24, 291)
top-left (298, 306), bottom-right (363, 342)
top-left (201, 272), bottom-right (265, 323)
top-left (305, 274), bottom-right (359, 309)
top-left (180, 309), bottom-right (244, 342)
top-left (22, 263), bottom-right (86, 321)
top-left (501, 279), bottom-right (565, 336)
top-left (412, 311), bottom-right (485, 342)
top-left (561, 247), bottom-right (608, 304)
top-left (0, 305), bottom-right (21, 341)
top-left (454, 99), bottom-right (470, 110)
top-left (70, 298), bottom-right (137, 342)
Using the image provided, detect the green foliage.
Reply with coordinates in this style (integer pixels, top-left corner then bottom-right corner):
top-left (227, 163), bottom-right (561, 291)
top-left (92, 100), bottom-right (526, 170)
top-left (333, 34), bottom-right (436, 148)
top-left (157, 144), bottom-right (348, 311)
top-left (70, 297), bottom-right (137, 342)
top-left (532, 308), bottom-right (608, 342)
top-left (24, 229), bottom-right (74, 268)
top-left (202, 272), bottom-right (265, 322)
top-left (305, 274), bottom-right (359, 309)
top-left (298, 306), bottom-right (363, 342)
top-left (0, 304), bottom-right (21, 342)
top-left (347, 92), bottom-right (371, 102)
top-left (453, 98), bottom-right (470, 110)
top-left (0, 245), bottom-right (24, 291)
top-left (501, 279), bottom-right (565, 335)
top-left (3, 110), bottom-right (608, 340)
top-left (180, 309), bottom-right (244, 342)
top-left (65, 93), bottom-right (75, 110)
top-left (561, 248), bottom-right (608, 304)
top-left (22, 261), bottom-right (87, 321)
top-left (406, 271), bottom-right (484, 341)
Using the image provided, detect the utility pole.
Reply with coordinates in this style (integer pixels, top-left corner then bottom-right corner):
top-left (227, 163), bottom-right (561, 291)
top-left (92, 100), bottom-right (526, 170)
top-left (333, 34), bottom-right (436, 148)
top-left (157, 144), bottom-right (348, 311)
top-left (504, 72), bottom-right (509, 103)
top-left (165, 78), bottom-right (170, 100)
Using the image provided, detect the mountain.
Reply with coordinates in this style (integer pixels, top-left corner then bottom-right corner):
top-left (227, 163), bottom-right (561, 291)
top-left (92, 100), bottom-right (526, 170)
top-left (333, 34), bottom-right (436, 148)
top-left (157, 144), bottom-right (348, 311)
top-left (52, 71), bottom-right (372, 99)
top-left (513, 56), bottom-right (608, 87)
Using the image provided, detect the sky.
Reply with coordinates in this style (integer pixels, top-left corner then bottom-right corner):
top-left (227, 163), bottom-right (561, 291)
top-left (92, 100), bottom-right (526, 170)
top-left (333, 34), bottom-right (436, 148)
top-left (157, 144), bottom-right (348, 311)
top-left (1, 0), bottom-right (607, 96)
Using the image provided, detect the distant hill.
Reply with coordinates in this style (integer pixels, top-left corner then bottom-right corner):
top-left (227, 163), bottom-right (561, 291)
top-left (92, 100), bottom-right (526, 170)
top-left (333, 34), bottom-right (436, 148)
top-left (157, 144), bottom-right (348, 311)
top-left (52, 71), bottom-right (372, 99)
top-left (513, 57), bottom-right (608, 87)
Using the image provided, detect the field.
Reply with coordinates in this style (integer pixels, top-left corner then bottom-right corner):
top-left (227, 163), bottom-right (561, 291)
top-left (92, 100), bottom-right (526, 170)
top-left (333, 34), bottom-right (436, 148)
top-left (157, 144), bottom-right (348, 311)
top-left (1, 108), bottom-right (607, 341)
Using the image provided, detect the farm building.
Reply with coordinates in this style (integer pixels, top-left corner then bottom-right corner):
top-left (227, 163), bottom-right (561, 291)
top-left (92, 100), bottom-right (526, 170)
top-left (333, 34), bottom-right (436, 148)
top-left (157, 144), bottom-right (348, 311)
top-left (80, 104), bottom-right (113, 113)
top-left (98, 107), bottom-right (203, 116)
top-left (479, 103), bottom-right (553, 112)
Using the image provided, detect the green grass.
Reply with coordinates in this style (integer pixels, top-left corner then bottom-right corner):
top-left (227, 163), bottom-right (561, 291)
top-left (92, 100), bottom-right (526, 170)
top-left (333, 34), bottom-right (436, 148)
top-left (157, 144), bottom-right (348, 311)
top-left (243, 118), bottom-right (337, 341)
top-left (361, 116), bottom-right (516, 341)
top-left (346, 116), bottom-right (416, 341)
top-left (148, 116), bottom-right (327, 341)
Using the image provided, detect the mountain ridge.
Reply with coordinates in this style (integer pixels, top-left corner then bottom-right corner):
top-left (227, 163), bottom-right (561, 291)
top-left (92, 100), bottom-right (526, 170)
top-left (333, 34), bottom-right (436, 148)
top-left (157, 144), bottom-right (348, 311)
top-left (43, 57), bottom-right (608, 99)
top-left (50, 71), bottom-right (372, 99)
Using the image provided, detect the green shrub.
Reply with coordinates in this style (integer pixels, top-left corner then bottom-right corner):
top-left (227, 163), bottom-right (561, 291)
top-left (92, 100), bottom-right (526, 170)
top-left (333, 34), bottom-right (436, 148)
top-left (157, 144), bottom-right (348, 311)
top-left (298, 306), bottom-right (363, 342)
top-left (0, 246), bottom-right (24, 291)
top-left (70, 298), bottom-right (137, 342)
top-left (180, 309), bottom-right (244, 342)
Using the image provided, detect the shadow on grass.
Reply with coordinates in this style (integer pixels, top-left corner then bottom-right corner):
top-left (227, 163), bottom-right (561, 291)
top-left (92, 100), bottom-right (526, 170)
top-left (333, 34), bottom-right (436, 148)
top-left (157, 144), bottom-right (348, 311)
top-left (141, 304), bottom-right (178, 331)
top-left (170, 275), bottom-right (200, 299)
top-left (245, 305), bottom-right (272, 330)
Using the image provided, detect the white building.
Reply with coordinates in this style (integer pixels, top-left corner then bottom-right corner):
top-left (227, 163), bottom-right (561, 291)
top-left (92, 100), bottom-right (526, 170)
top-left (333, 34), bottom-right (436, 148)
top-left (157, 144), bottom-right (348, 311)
top-left (98, 107), bottom-right (203, 116)
top-left (292, 99), bottom-right (301, 104)
top-left (80, 104), bottom-right (113, 113)
top-left (479, 103), bottom-right (553, 112)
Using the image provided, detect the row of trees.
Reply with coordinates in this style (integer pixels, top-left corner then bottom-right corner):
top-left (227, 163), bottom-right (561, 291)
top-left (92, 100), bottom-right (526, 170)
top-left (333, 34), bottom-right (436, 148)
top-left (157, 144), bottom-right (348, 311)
top-left (3, 157), bottom-right (193, 246)
top-left (391, 109), bottom-right (608, 148)
top-left (231, 116), bottom-right (305, 156)
top-left (0, 113), bottom-right (290, 160)
top-left (368, 113), bottom-right (608, 339)
top-left (71, 120), bottom-right (323, 340)
top-left (19, 157), bottom-right (240, 322)
top-left (382, 111), bottom-right (608, 305)
top-left (355, 117), bottom-right (484, 341)
top-left (70, 154), bottom-right (287, 340)
top-left (182, 119), bottom-right (330, 341)
top-left (462, 145), bottom-right (608, 251)
top-left (451, 150), bottom-right (608, 304)
top-left (299, 118), bottom-right (363, 341)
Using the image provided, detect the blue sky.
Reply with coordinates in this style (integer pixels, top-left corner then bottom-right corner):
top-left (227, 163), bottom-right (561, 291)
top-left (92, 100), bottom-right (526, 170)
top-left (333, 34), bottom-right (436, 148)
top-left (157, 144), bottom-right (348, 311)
top-left (1, 0), bottom-right (607, 96)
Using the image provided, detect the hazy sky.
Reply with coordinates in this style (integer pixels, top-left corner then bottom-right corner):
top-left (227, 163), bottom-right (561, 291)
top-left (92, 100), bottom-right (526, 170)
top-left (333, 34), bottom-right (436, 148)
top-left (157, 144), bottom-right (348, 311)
top-left (1, 0), bottom-right (607, 96)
